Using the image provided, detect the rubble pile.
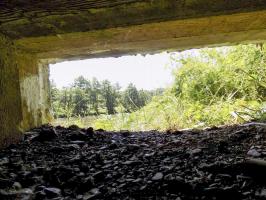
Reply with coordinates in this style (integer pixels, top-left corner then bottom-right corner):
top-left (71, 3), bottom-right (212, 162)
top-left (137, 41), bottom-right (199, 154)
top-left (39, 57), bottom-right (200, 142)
top-left (0, 123), bottom-right (266, 199)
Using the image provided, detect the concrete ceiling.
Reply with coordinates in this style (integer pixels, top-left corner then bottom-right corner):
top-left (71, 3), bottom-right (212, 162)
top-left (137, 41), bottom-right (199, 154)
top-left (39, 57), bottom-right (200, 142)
top-left (1, 0), bottom-right (266, 60)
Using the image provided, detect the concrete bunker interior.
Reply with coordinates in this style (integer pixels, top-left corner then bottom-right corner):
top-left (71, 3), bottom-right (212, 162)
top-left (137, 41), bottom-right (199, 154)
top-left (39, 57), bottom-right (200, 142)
top-left (1, 1), bottom-right (266, 148)
top-left (1, 2), bottom-right (266, 199)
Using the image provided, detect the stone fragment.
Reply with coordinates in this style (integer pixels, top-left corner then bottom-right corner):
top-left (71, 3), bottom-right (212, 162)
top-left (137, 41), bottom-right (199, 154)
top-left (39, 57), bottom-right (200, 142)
top-left (32, 128), bottom-right (58, 142)
top-left (12, 182), bottom-right (22, 190)
top-left (247, 149), bottom-right (261, 157)
top-left (86, 127), bottom-right (94, 135)
top-left (127, 144), bottom-right (140, 151)
top-left (256, 188), bottom-right (266, 198)
top-left (68, 131), bottom-right (88, 141)
top-left (190, 148), bottom-right (202, 155)
top-left (83, 188), bottom-right (100, 200)
top-left (43, 187), bottom-right (61, 198)
top-left (152, 172), bottom-right (164, 181)
top-left (68, 124), bottom-right (80, 130)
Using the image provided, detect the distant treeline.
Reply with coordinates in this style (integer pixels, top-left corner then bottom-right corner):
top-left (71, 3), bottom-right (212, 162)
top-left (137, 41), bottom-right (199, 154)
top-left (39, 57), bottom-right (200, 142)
top-left (50, 76), bottom-right (164, 118)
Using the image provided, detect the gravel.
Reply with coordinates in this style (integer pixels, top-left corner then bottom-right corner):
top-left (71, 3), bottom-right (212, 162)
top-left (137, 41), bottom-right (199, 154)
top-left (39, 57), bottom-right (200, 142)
top-left (0, 123), bottom-right (266, 199)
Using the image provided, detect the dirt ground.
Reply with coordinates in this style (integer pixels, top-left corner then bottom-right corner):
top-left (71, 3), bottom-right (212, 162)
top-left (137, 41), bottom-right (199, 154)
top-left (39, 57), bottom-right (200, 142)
top-left (0, 122), bottom-right (266, 199)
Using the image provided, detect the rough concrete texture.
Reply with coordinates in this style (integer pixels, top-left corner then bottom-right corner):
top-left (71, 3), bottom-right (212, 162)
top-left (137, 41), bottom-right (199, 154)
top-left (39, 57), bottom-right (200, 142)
top-left (1, 0), bottom-right (266, 40)
top-left (18, 55), bottom-right (51, 131)
top-left (0, 34), bottom-right (51, 147)
top-left (15, 10), bottom-right (266, 60)
top-left (0, 35), bottom-right (23, 147)
top-left (1, 1), bottom-right (266, 147)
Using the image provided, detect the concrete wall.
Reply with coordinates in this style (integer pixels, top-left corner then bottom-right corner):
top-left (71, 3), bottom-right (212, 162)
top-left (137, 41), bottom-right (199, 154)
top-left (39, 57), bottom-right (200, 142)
top-left (0, 35), bottom-right (23, 146)
top-left (18, 55), bottom-right (51, 131)
top-left (0, 35), bottom-right (50, 147)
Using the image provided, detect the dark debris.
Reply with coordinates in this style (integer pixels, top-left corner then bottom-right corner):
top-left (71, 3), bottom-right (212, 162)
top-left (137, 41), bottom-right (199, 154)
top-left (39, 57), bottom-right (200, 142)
top-left (0, 123), bottom-right (266, 199)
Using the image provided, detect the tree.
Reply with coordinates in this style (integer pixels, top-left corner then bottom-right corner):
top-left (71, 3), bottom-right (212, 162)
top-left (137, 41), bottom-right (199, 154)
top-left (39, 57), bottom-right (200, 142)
top-left (72, 76), bottom-right (90, 116)
top-left (138, 89), bottom-right (151, 107)
top-left (73, 76), bottom-right (90, 89)
top-left (72, 87), bottom-right (89, 117)
top-left (90, 77), bottom-right (102, 115)
top-left (122, 83), bottom-right (142, 112)
top-left (50, 77), bottom-right (159, 117)
top-left (101, 80), bottom-right (118, 115)
top-left (50, 80), bottom-right (60, 118)
top-left (59, 87), bottom-right (74, 119)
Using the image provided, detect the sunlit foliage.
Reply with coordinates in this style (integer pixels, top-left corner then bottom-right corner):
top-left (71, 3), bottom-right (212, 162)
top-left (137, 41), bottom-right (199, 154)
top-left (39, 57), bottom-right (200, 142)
top-left (52, 44), bottom-right (266, 130)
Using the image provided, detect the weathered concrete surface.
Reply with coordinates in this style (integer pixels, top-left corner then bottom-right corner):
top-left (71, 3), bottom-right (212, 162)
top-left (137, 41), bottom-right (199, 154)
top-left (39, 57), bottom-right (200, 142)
top-left (3, 3), bottom-right (266, 60)
top-left (1, 1), bottom-right (266, 146)
top-left (15, 10), bottom-right (266, 60)
top-left (0, 0), bottom-right (265, 60)
top-left (1, 0), bottom-right (266, 40)
top-left (0, 35), bottom-right (23, 147)
top-left (18, 55), bottom-right (51, 131)
top-left (0, 35), bottom-right (50, 147)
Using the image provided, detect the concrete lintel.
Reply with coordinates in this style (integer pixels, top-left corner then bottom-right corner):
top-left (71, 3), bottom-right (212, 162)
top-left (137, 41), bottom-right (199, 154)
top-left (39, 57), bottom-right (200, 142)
top-left (15, 10), bottom-right (266, 60)
top-left (1, 0), bottom-right (266, 40)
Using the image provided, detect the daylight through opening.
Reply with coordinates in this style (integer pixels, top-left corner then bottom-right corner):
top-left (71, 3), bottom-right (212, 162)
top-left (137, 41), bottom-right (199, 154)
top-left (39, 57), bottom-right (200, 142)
top-left (49, 45), bottom-right (266, 131)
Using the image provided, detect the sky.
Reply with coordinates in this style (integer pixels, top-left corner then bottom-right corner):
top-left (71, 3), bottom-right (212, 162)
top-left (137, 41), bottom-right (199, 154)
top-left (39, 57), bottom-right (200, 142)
top-left (49, 52), bottom-right (175, 90)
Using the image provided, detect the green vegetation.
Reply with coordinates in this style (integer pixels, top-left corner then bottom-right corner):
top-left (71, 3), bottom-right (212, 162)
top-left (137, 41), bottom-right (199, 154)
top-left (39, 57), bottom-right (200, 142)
top-left (50, 77), bottom-right (163, 119)
top-left (51, 44), bottom-right (266, 130)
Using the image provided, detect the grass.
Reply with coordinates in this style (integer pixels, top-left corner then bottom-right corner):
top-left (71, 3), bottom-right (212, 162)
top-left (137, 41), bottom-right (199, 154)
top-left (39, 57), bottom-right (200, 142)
top-left (52, 96), bottom-right (266, 131)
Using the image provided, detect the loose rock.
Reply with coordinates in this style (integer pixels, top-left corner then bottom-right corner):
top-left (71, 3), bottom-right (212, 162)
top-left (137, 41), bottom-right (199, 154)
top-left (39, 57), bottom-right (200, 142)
top-left (152, 172), bottom-right (164, 181)
top-left (247, 149), bottom-right (261, 157)
top-left (0, 123), bottom-right (265, 199)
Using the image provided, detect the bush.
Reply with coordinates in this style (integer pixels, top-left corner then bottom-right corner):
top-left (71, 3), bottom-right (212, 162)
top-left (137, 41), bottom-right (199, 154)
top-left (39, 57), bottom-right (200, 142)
top-left (92, 44), bottom-right (266, 131)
